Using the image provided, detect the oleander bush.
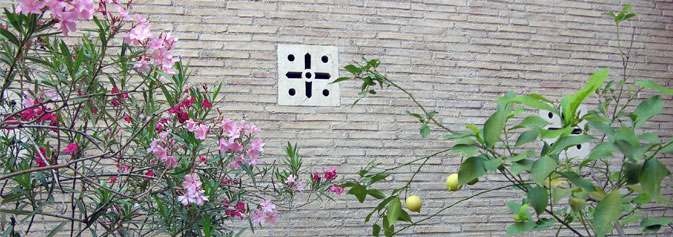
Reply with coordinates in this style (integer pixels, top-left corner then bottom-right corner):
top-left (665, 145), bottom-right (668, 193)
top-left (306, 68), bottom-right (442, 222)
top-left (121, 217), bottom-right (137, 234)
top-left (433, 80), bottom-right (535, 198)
top-left (0, 1), bottom-right (340, 236)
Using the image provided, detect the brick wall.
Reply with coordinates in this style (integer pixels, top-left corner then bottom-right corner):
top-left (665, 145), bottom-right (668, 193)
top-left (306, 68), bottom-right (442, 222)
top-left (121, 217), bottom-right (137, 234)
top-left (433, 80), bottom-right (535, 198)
top-left (3, 0), bottom-right (673, 236)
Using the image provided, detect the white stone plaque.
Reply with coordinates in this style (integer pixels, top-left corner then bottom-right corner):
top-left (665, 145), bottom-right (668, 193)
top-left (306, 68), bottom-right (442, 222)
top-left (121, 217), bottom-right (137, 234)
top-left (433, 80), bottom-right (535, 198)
top-left (277, 45), bottom-right (340, 106)
top-left (539, 104), bottom-right (591, 159)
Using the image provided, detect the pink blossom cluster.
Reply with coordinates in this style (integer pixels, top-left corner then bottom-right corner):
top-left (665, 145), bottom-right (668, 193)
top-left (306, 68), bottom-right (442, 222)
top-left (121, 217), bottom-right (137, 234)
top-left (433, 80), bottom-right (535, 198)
top-left (124, 15), bottom-right (179, 74)
top-left (218, 120), bottom-right (264, 170)
top-left (311, 168), bottom-right (338, 182)
top-left (285, 174), bottom-right (304, 192)
top-left (185, 119), bottom-right (208, 140)
top-left (16, 0), bottom-right (98, 36)
top-left (250, 199), bottom-right (280, 226)
top-left (167, 97), bottom-right (195, 124)
top-left (146, 131), bottom-right (178, 169)
top-left (328, 185), bottom-right (344, 195)
top-left (221, 200), bottom-right (246, 220)
top-left (6, 89), bottom-right (61, 129)
top-left (177, 173), bottom-right (209, 206)
top-left (110, 86), bottom-right (128, 107)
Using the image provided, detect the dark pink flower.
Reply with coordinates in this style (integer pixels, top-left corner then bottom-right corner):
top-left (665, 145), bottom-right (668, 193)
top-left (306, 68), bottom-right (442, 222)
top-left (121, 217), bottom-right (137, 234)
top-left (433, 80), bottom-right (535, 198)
top-left (63, 143), bottom-right (78, 154)
top-left (202, 98), bottom-right (212, 108)
top-left (144, 170), bottom-right (153, 180)
top-left (313, 172), bottom-right (320, 181)
top-left (324, 167), bottom-right (337, 181)
top-left (35, 147), bottom-right (48, 167)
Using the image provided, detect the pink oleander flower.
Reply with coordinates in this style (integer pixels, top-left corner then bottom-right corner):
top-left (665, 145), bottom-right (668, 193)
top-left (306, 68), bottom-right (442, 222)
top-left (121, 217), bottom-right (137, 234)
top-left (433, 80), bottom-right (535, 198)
top-left (264, 210), bottom-right (280, 226)
top-left (250, 137), bottom-right (264, 152)
top-left (224, 201), bottom-right (245, 219)
top-left (22, 91), bottom-right (35, 108)
top-left (182, 173), bottom-right (202, 191)
top-left (18, 0), bottom-right (45, 15)
top-left (219, 138), bottom-right (243, 153)
top-left (324, 167), bottom-right (337, 180)
top-left (151, 47), bottom-right (175, 69)
top-left (35, 147), bottom-right (48, 167)
top-left (260, 199), bottom-right (275, 214)
top-left (285, 174), bottom-right (296, 185)
top-left (185, 119), bottom-right (197, 132)
top-left (228, 155), bottom-right (246, 170)
top-left (163, 155), bottom-right (178, 169)
top-left (313, 172), bottom-right (320, 181)
top-left (126, 23), bottom-right (151, 45)
top-left (57, 10), bottom-right (79, 36)
top-left (295, 179), bottom-right (304, 192)
top-left (144, 170), bottom-right (153, 180)
top-left (63, 143), bottom-right (78, 154)
top-left (220, 120), bottom-right (240, 139)
top-left (115, 3), bottom-right (130, 20)
top-left (329, 185), bottom-right (344, 195)
top-left (194, 124), bottom-right (208, 140)
top-left (202, 98), bottom-right (212, 108)
top-left (133, 56), bottom-right (151, 73)
top-left (247, 150), bottom-right (262, 166)
top-left (124, 114), bottom-right (131, 124)
top-left (250, 209), bottom-right (265, 225)
top-left (147, 36), bottom-right (163, 50)
top-left (72, 0), bottom-right (95, 20)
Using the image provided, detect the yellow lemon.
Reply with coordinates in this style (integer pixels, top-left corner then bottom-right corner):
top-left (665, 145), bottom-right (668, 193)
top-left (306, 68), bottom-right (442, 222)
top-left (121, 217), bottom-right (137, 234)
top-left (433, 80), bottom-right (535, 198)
top-left (446, 173), bottom-right (461, 191)
top-left (405, 195), bottom-right (422, 213)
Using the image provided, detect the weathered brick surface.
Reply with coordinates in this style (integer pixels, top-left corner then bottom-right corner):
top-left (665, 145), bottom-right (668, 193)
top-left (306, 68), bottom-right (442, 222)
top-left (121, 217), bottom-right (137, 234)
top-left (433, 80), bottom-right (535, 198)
top-left (2, 0), bottom-right (673, 236)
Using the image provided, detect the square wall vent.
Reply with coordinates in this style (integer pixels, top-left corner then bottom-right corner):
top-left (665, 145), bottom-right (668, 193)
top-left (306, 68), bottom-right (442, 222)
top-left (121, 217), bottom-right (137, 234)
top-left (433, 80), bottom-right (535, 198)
top-left (539, 105), bottom-right (591, 159)
top-left (277, 45), bottom-right (340, 106)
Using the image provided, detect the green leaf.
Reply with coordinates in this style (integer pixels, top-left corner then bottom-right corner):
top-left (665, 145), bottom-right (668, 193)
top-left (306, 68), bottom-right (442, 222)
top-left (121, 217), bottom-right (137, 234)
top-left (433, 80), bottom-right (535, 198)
top-left (512, 116), bottom-right (550, 130)
top-left (640, 158), bottom-right (671, 201)
top-left (515, 129), bottom-right (539, 147)
top-left (564, 68), bottom-right (609, 125)
top-left (593, 191), bottom-right (622, 237)
top-left (527, 186), bottom-right (548, 216)
top-left (506, 222), bottom-right (535, 235)
top-left (46, 221), bottom-right (68, 237)
top-left (483, 107), bottom-right (506, 148)
top-left (550, 135), bottom-right (594, 154)
top-left (331, 77), bottom-right (351, 84)
top-left (641, 217), bottom-right (673, 234)
top-left (398, 209), bottom-right (412, 223)
top-left (484, 158), bottom-right (502, 173)
top-left (372, 224), bottom-right (381, 237)
top-left (559, 171), bottom-right (595, 192)
top-left (347, 184), bottom-right (368, 203)
top-left (639, 133), bottom-right (659, 144)
top-left (588, 143), bottom-right (619, 161)
top-left (369, 173), bottom-right (389, 185)
top-left (344, 65), bottom-right (361, 75)
top-left (511, 159), bottom-right (534, 175)
top-left (552, 188), bottom-right (572, 204)
top-left (532, 156), bottom-right (557, 186)
top-left (635, 81), bottom-right (673, 95)
top-left (630, 95), bottom-right (663, 129)
top-left (451, 144), bottom-right (479, 157)
top-left (387, 198), bottom-right (402, 226)
top-left (496, 95), bottom-right (555, 112)
top-left (367, 189), bottom-right (386, 199)
top-left (539, 127), bottom-right (573, 140)
top-left (458, 156), bottom-right (486, 186)
top-left (420, 124), bottom-right (430, 138)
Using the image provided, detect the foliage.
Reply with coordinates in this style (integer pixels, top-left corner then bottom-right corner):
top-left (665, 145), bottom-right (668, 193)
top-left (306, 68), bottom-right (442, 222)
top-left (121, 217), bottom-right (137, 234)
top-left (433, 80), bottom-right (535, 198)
top-left (0, 1), bottom-right (339, 236)
top-left (336, 5), bottom-right (672, 236)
